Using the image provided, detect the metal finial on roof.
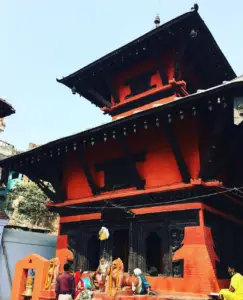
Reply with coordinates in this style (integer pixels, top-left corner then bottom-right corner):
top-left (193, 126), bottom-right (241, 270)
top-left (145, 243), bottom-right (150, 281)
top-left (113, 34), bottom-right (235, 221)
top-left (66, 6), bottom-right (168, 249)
top-left (154, 14), bottom-right (160, 28)
top-left (191, 3), bottom-right (199, 12)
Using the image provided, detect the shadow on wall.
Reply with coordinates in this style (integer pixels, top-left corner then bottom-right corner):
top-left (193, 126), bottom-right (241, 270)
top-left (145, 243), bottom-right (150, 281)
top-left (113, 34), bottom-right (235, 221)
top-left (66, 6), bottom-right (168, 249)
top-left (0, 228), bottom-right (57, 300)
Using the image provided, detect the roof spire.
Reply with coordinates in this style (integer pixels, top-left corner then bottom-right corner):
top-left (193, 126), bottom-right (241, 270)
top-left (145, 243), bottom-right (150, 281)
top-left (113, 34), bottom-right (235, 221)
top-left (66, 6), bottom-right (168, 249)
top-left (154, 14), bottom-right (160, 28)
top-left (191, 3), bottom-right (199, 12)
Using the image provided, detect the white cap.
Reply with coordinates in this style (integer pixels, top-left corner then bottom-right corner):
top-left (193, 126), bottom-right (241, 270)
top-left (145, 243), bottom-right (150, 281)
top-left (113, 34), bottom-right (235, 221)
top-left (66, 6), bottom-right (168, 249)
top-left (134, 268), bottom-right (142, 276)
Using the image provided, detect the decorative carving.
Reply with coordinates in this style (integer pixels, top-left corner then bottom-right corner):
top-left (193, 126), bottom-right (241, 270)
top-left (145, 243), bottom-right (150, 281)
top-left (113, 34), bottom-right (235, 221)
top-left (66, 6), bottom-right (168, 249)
top-left (170, 228), bottom-right (184, 255)
top-left (44, 257), bottom-right (60, 290)
top-left (170, 228), bottom-right (184, 278)
top-left (107, 258), bottom-right (132, 297)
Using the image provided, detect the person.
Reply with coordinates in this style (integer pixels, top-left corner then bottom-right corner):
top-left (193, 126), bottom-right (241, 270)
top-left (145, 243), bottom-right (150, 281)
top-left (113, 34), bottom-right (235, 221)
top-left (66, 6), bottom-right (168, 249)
top-left (132, 268), bottom-right (153, 295)
top-left (56, 263), bottom-right (75, 300)
top-left (74, 269), bottom-right (84, 299)
top-left (219, 264), bottom-right (243, 300)
top-left (90, 257), bottom-right (109, 291)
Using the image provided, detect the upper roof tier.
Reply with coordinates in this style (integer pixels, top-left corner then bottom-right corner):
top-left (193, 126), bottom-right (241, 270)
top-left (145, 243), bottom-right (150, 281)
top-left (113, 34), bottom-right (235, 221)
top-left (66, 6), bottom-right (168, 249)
top-left (57, 9), bottom-right (235, 116)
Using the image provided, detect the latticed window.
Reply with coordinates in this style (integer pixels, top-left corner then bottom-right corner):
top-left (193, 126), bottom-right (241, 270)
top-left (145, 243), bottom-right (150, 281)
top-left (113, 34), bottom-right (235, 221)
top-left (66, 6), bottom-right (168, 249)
top-left (125, 72), bottom-right (156, 99)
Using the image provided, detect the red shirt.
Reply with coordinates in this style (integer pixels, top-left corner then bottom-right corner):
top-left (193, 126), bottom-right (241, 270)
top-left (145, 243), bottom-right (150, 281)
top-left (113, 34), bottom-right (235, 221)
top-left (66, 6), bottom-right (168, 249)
top-left (55, 272), bottom-right (75, 298)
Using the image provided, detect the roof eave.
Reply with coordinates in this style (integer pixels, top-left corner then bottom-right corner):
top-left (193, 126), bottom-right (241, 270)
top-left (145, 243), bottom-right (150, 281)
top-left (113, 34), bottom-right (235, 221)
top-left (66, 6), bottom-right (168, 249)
top-left (56, 11), bottom-right (196, 85)
top-left (2, 77), bottom-right (243, 167)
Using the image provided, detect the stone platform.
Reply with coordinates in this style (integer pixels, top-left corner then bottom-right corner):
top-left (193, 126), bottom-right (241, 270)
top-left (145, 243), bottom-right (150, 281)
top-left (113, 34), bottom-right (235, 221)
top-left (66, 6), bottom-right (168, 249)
top-left (92, 290), bottom-right (210, 300)
top-left (39, 289), bottom-right (210, 300)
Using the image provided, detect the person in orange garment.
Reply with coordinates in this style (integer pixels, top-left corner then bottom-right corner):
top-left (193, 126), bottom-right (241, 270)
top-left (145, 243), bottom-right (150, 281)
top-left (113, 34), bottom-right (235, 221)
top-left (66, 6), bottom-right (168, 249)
top-left (219, 263), bottom-right (243, 300)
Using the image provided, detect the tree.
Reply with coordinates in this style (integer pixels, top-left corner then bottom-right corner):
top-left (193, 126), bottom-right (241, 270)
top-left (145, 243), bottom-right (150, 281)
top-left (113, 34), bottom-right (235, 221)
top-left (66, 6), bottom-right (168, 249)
top-left (4, 181), bottom-right (58, 230)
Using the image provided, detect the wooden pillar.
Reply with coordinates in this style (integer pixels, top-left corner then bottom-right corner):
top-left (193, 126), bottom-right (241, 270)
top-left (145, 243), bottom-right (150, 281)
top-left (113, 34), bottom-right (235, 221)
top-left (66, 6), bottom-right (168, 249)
top-left (162, 220), bottom-right (171, 276)
top-left (77, 231), bottom-right (89, 270)
top-left (128, 222), bottom-right (138, 273)
top-left (137, 225), bottom-right (146, 271)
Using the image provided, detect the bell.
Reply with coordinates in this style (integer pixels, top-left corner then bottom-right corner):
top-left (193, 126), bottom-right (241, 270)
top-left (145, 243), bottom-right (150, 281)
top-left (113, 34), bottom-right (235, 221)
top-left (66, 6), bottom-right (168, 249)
top-left (22, 275), bottom-right (34, 297)
top-left (21, 286), bottom-right (33, 297)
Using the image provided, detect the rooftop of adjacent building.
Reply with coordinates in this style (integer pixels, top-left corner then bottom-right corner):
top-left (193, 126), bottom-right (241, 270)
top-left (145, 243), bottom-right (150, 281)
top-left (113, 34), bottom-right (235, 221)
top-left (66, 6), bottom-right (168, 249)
top-left (0, 97), bottom-right (15, 119)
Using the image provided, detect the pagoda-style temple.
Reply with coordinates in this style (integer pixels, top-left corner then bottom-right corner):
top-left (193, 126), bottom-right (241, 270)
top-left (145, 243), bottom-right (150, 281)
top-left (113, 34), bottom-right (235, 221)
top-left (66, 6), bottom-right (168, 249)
top-left (3, 6), bottom-right (243, 299)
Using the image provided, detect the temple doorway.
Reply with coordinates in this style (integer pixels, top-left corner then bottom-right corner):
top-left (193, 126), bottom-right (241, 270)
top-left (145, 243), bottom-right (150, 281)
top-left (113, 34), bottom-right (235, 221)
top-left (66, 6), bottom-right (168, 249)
top-left (87, 235), bottom-right (100, 271)
top-left (113, 229), bottom-right (129, 271)
top-left (146, 232), bottom-right (162, 275)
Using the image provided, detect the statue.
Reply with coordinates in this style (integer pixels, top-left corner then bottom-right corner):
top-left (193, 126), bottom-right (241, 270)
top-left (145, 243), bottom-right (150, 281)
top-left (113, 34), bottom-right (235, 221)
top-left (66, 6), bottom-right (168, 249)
top-left (90, 257), bottom-right (110, 292)
top-left (132, 268), bottom-right (154, 295)
top-left (107, 258), bottom-right (127, 297)
top-left (44, 257), bottom-right (60, 290)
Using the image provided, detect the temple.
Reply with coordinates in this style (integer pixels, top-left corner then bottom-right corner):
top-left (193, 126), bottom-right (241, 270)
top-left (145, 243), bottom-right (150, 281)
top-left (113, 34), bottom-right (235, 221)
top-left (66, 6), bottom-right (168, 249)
top-left (2, 6), bottom-right (243, 300)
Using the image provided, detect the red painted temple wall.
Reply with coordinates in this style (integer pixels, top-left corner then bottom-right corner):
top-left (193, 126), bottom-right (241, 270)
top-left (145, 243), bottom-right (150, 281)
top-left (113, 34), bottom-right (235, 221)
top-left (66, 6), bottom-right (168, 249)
top-left (63, 115), bottom-right (200, 200)
top-left (112, 51), bottom-right (176, 105)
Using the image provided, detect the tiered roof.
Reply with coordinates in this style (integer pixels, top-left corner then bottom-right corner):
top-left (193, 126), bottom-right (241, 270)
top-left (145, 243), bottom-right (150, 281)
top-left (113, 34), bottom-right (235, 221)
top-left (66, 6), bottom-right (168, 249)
top-left (57, 9), bottom-right (235, 112)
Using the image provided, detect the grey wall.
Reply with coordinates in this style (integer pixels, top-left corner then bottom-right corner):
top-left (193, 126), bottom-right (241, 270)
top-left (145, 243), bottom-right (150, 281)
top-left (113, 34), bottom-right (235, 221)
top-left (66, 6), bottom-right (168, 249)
top-left (0, 228), bottom-right (57, 300)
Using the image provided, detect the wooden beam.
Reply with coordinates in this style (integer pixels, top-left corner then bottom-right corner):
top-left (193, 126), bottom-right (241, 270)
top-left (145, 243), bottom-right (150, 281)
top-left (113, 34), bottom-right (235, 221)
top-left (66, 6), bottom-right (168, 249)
top-left (76, 149), bottom-right (100, 195)
top-left (25, 171), bottom-right (57, 202)
top-left (150, 40), bottom-right (168, 85)
top-left (46, 162), bottom-right (66, 202)
top-left (86, 87), bottom-right (112, 107)
top-left (117, 133), bottom-right (145, 190)
top-left (198, 105), bottom-right (229, 180)
top-left (163, 120), bottom-right (191, 183)
top-left (37, 179), bottom-right (58, 201)
top-left (105, 77), bottom-right (120, 104)
top-left (0, 167), bottom-right (10, 187)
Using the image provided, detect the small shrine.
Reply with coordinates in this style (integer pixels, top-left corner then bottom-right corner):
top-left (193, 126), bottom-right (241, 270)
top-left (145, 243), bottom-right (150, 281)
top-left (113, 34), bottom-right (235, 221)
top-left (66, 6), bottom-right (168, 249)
top-left (2, 5), bottom-right (243, 300)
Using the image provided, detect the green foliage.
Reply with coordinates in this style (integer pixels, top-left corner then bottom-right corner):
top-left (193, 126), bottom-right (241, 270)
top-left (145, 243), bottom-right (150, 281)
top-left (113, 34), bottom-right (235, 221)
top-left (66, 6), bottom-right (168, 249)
top-left (5, 181), bottom-right (57, 230)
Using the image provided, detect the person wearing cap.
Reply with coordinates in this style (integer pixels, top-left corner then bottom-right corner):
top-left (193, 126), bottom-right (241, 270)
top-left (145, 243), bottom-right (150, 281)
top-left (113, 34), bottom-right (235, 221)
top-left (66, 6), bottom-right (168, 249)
top-left (132, 268), bottom-right (152, 295)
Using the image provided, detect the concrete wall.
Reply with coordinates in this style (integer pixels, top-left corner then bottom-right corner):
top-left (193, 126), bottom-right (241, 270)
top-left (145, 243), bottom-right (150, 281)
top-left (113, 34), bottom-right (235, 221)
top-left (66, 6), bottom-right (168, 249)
top-left (0, 228), bottom-right (57, 300)
top-left (0, 218), bottom-right (8, 245)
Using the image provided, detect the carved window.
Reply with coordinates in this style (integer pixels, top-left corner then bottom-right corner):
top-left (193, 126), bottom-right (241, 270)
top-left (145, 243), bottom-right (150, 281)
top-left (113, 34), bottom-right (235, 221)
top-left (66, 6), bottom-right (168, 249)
top-left (125, 71), bottom-right (156, 99)
top-left (12, 172), bottom-right (20, 180)
top-left (170, 228), bottom-right (184, 255)
top-left (96, 152), bottom-right (145, 192)
top-left (172, 260), bottom-right (184, 278)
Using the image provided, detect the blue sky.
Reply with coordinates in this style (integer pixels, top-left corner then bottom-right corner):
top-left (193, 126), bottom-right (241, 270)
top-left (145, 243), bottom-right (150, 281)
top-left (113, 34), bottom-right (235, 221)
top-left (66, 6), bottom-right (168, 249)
top-left (0, 0), bottom-right (242, 150)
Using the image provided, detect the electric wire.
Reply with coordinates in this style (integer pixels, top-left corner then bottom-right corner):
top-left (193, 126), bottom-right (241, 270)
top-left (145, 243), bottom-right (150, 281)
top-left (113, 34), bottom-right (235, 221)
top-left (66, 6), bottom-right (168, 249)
top-left (6, 185), bottom-right (243, 213)
top-left (63, 185), bottom-right (242, 211)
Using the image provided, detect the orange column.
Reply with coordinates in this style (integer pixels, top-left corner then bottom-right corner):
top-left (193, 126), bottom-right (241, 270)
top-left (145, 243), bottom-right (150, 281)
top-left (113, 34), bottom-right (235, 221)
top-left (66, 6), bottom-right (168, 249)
top-left (173, 225), bottom-right (220, 296)
top-left (56, 234), bottom-right (74, 273)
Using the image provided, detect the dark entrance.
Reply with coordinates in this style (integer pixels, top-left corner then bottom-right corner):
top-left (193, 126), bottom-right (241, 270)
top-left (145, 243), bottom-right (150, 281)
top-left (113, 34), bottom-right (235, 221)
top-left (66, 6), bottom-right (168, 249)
top-left (146, 232), bottom-right (162, 275)
top-left (113, 229), bottom-right (129, 271)
top-left (87, 235), bottom-right (100, 271)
